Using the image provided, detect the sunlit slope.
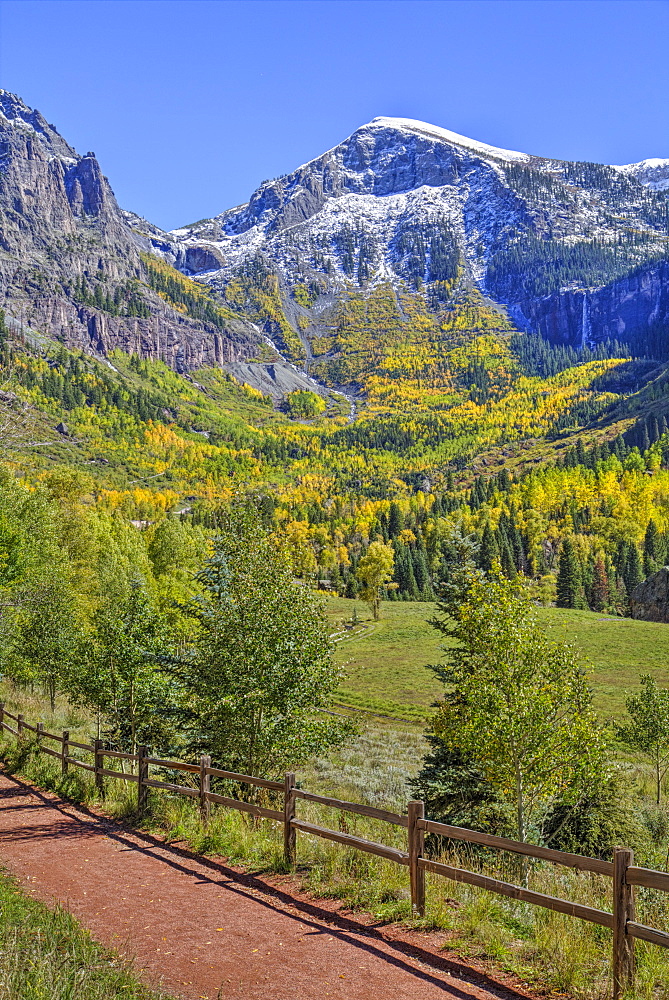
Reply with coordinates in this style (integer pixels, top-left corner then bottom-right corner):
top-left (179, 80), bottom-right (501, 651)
top-left (325, 596), bottom-right (669, 723)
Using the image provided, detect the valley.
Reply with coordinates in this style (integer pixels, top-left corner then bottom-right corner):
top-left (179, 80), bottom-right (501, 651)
top-left (2, 83), bottom-right (669, 1000)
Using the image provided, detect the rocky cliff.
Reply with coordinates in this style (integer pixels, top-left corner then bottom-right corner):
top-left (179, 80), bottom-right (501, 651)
top-left (521, 259), bottom-right (669, 350)
top-left (0, 91), bottom-right (259, 372)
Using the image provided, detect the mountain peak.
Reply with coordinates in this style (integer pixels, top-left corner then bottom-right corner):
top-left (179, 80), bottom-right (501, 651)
top-left (364, 116), bottom-right (532, 163)
top-left (611, 156), bottom-right (669, 191)
top-left (0, 89), bottom-right (77, 161)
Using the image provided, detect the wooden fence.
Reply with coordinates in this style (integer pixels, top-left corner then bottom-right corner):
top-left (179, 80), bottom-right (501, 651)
top-left (2, 703), bottom-right (669, 998)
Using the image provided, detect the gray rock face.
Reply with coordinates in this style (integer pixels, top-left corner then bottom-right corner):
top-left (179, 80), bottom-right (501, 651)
top-left (138, 117), bottom-right (669, 357)
top-left (0, 91), bottom-right (259, 371)
top-left (630, 568), bottom-right (669, 623)
top-left (226, 360), bottom-right (333, 399)
top-left (523, 259), bottom-right (669, 349)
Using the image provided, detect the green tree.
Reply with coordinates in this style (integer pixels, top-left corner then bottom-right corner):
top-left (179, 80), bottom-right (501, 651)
top-left (436, 525), bottom-right (482, 603)
top-left (388, 502), bottom-right (404, 538)
top-left (623, 543), bottom-right (643, 596)
top-left (356, 540), bottom-right (396, 620)
top-left (429, 572), bottom-right (607, 843)
top-left (556, 537), bottom-right (584, 609)
top-left (643, 519), bottom-right (661, 577)
top-left (618, 675), bottom-right (669, 804)
top-left (147, 517), bottom-right (207, 603)
top-left (411, 735), bottom-right (512, 835)
top-left (285, 390), bottom-right (326, 419)
top-left (13, 573), bottom-right (84, 712)
top-left (479, 521), bottom-right (499, 574)
top-left (173, 509), bottom-right (352, 777)
top-left (69, 585), bottom-right (173, 751)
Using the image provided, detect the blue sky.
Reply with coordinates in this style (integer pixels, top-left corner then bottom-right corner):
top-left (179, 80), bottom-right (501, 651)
top-left (0, 0), bottom-right (667, 230)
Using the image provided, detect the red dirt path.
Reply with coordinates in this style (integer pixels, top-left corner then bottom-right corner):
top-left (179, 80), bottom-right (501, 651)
top-left (0, 770), bottom-right (540, 1000)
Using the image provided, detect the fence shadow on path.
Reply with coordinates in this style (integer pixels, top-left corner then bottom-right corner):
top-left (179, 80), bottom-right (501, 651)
top-left (0, 769), bottom-right (533, 1000)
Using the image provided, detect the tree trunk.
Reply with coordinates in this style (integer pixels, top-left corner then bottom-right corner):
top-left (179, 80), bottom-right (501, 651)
top-left (515, 764), bottom-right (528, 884)
top-left (515, 765), bottom-right (525, 842)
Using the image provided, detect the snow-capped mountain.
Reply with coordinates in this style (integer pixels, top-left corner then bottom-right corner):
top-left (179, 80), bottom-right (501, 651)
top-left (137, 116), bottom-right (668, 350)
top-left (612, 158), bottom-right (669, 192)
top-left (1, 92), bottom-right (667, 379)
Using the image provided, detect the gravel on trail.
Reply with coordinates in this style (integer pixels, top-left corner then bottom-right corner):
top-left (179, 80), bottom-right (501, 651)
top-left (0, 769), bottom-right (539, 1000)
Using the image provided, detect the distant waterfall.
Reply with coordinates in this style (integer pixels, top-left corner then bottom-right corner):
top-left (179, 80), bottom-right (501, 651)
top-left (581, 293), bottom-right (593, 350)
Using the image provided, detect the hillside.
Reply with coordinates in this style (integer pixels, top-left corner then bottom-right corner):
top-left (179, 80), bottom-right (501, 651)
top-left (325, 597), bottom-right (669, 723)
top-left (2, 93), bottom-right (669, 632)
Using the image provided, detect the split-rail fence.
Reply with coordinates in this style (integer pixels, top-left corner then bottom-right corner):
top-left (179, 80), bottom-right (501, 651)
top-left (2, 703), bottom-right (669, 998)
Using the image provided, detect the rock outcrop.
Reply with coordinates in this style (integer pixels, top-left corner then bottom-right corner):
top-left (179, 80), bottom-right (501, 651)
top-left (0, 91), bottom-right (259, 371)
top-left (521, 259), bottom-right (669, 349)
top-left (630, 568), bottom-right (669, 623)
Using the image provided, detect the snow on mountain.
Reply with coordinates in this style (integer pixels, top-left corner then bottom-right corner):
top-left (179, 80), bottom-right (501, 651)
top-left (368, 117), bottom-right (532, 163)
top-left (148, 117), bottom-right (665, 298)
top-left (612, 158), bottom-right (669, 192)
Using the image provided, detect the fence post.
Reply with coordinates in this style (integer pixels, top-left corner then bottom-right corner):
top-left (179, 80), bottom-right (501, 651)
top-left (284, 772), bottom-right (296, 867)
top-left (17, 714), bottom-right (23, 741)
top-left (36, 722), bottom-right (44, 746)
top-left (61, 730), bottom-right (69, 775)
top-left (0, 702), bottom-right (4, 732)
top-left (94, 739), bottom-right (104, 794)
top-left (408, 799), bottom-right (426, 917)
top-left (137, 745), bottom-right (148, 816)
top-left (613, 847), bottom-right (635, 999)
top-left (199, 755), bottom-right (211, 824)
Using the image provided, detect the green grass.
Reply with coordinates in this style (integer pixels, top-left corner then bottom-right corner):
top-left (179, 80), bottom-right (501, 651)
top-left (326, 596), bottom-right (669, 723)
top-left (534, 607), bottom-right (669, 717)
top-left (0, 868), bottom-right (175, 1000)
top-left (326, 597), bottom-right (443, 720)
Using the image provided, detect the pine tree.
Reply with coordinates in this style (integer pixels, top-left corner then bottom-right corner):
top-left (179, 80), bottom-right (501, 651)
top-left (507, 505), bottom-right (524, 570)
top-left (644, 519), bottom-right (661, 577)
top-left (500, 539), bottom-right (516, 580)
top-left (479, 522), bottom-right (499, 574)
top-left (394, 543), bottom-right (418, 598)
top-left (388, 502), bottom-right (403, 538)
top-left (624, 544), bottom-right (643, 596)
top-left (412, 547), bottom-right (430, 596)
top-left (556, 538), bottom-right (584, 609)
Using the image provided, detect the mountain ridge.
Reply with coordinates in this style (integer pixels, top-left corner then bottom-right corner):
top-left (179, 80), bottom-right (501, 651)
top-left (132, 114), bottom-right (668, 367)
top-left (1, 92), bottom-right (668, 407)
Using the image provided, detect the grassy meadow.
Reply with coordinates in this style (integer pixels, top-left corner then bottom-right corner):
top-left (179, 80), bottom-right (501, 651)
top-left (326, 596), bottom-right (669, 724)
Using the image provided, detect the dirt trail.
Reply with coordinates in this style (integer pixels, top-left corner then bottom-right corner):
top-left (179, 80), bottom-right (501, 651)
top-left (0, 770), bottom-right (536, 1000)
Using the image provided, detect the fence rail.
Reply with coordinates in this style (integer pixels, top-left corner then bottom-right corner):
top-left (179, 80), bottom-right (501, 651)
top-left (1, 701), bottom-right (668, 999)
